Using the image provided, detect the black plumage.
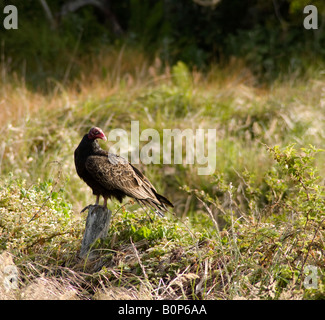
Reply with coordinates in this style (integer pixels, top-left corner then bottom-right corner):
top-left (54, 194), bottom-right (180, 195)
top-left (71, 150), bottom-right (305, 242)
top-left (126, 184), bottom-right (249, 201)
top-left (74, 127), bottom-right (173, 216)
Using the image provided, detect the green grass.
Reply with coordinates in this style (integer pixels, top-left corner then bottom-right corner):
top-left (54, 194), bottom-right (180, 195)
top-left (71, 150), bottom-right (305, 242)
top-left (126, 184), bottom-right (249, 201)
top-left (1, 150), bottom-right (324, 300)
top-left (1, 52), bottom-right (325, 299)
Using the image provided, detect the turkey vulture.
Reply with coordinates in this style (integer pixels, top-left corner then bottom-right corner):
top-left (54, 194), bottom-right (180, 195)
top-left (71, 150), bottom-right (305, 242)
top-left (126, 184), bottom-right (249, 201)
top-left (74, 127), bottom-right (173, 216)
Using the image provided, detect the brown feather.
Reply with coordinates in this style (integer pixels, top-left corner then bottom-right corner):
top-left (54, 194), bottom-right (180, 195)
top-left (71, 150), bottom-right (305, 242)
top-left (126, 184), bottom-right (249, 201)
top-left (74, 128), bottom-right (173, 216)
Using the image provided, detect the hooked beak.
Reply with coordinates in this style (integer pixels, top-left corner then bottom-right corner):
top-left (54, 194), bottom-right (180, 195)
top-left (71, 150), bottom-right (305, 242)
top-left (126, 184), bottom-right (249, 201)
top-left (100, 133), bottom-right (107, 141)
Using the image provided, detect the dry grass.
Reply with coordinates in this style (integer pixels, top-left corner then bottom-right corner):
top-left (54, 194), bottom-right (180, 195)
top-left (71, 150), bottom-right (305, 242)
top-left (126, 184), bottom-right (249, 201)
top-left (1, 49), bottom-right (325, 300)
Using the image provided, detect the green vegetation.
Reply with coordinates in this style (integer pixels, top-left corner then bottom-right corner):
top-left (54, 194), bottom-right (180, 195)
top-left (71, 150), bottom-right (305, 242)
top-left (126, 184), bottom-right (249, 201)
top-left (1, 56), bottom-right (325, 299)
top-left (1, 144), bottom-right (324, 299)
top-left (1, 1), bottom-right (324, 300)
top-left (1, 0), bottom-right (325, 87)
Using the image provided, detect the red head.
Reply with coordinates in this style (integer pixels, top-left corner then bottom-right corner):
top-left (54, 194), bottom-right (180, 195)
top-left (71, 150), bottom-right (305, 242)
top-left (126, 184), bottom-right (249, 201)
top-left (88, 127), bottom-right (107, 141)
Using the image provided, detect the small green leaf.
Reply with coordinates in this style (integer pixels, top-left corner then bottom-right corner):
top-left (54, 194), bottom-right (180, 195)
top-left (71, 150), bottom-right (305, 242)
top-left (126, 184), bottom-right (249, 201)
top-left (51, 192), bottom-right (59, 200)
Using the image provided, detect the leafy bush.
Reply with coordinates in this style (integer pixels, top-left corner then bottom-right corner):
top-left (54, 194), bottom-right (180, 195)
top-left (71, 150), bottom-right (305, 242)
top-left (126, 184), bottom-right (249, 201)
top-left (0, 174), bottom-right (83, 255)
top-left (186, 144), bottom-right (325, 299)
top-left (0, 144), bottom-right (324, 299)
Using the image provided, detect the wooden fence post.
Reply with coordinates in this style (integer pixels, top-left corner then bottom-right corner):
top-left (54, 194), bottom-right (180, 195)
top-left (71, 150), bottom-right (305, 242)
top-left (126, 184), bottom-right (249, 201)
top-left (79, 205), bottom-right (112, 259)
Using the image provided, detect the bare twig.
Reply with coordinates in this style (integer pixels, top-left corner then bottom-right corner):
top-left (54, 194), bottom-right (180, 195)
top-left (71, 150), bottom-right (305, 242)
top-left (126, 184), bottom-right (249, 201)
top-left (61, 0), bottom-right (103, 15)
top-left (130, 237), bottom-right (158, 298)
top-left (39, 0), bottom-right (56, 29)
top-left (197, 197), bottom-right (220, 233)
top-left (193, 0), bottom-right (220, 7)
top-left (60, 0), bottom-right (123, 35)
top-left (130, 237), bottom-right (149, 282)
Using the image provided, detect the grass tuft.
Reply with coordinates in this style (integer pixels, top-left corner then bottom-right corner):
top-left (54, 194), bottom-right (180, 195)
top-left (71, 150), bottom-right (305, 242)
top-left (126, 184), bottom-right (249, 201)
top-left (1, 51), bottom-right (325, 299)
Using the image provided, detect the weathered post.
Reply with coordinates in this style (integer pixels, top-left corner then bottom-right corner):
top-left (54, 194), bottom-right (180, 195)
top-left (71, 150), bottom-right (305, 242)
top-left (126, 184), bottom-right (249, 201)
top-left (79, 205), bottom-right (112, 259)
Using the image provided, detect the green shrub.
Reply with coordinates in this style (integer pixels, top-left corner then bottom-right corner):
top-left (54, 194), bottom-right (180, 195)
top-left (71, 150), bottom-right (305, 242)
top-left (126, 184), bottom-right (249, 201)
top-left (0, 174), bottom-right (83, 255)
top-left (187, 144), bottom-right (325, 299)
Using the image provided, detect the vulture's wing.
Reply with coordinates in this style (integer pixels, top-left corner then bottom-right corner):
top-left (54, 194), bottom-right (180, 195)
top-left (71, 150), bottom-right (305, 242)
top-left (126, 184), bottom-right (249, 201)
top-left (85, 154), bottom-right (159, 202)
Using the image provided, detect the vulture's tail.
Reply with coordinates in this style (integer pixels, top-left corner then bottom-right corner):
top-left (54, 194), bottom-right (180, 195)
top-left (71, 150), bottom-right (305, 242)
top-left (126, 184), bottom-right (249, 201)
top-left (137, 193), bottom-right (173, 218)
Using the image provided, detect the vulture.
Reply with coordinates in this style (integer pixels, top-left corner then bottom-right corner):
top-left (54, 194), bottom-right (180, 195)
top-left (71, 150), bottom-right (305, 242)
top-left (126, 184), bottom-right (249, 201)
top-left (74, 127), bottom-right (173, 216)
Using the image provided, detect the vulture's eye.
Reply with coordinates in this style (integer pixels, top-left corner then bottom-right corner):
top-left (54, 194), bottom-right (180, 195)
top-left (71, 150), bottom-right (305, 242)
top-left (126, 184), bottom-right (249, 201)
top-left (94, 131), bottom-right (99, 135)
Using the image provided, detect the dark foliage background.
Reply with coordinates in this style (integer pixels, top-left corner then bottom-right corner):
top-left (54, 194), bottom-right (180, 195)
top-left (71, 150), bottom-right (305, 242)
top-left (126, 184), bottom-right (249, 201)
top-left (0, 0), bottom-right (324, 86)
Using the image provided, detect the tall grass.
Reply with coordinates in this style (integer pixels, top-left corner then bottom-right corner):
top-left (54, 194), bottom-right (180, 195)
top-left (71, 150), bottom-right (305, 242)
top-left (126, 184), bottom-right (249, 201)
top-left (0, 48), bottom-right (325, 299)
